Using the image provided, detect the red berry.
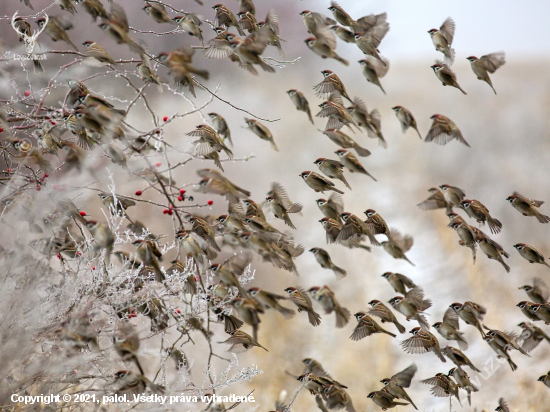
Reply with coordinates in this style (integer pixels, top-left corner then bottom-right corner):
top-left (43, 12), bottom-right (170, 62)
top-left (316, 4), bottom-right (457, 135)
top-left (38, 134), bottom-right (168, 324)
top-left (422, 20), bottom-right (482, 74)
top-left (50, 120), bottom-right (56, 125)
top-left (167, 210), bottom-right (173, 216)
top-left (43, 174), bottom-right (49, 178)
top-left (77, 252), bottom-right (82, 256)
top-left (0, 127), bottom-right (3, 133)
top-left (176, 309), bottom-right (181, 314)
top-left (24, 90), bottom-right (30, 97)
top-left (135, 190), bottom-right (142, 196)
top-left (56, 254), bottom-right (61, 259)
top-left (91, 267), bottom-right (96, 270)
top-left (194, 276), bottom-right (199, 281)
top-left (207, 200), bottom-right (213, 206)
top-left (177, 196), bottom-right (183, 201)
top-left (169, 204), bottom-right (174, 209)
top-left (163, 209), bottom-right (169, 214)
top-left (155, 162), bottom-right (161, 167)
top-left (79, 211), bottom-right (86, 216)
top-left (35, 186), bottom-right (41, 191)
top-left (163, 116), bottom-right (168, 122)
top-left (6, 168), bottom-right (10, 172)
top-left (179, 189), bottom-right (186, 195)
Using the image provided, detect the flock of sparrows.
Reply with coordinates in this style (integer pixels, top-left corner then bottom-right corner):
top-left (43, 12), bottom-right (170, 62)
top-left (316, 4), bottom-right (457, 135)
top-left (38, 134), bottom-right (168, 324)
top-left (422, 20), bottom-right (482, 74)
top-left (2, 0), bottom-right (549, 410)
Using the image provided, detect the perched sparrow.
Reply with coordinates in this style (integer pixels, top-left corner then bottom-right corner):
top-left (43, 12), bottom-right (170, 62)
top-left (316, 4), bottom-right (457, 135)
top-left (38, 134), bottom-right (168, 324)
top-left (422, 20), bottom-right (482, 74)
top-left (506, 192), bottom-right (550, 223)
top-left (448, 367), bottom-right (477, 406)
top-left (420, 373), bottom-right (461, 406)
top-left (98, 192), bottom-right (135, 215)
top-left (85, 220), bottom-right (114, 265)
top-left (173, 14), bottom-right (203, 45)
top-left (319, 217), bottom-right (342, 244)
top-left (313, 70), bottom-right (353, 102)
top-left (176, 230), bottom-right (213, 264)
top-left (134, 240), bottom-right (164, 282)
top-left (450, 302), bottom-right (486, 337)
top-left (337, 212), bottom-right (379, 245)
top-left (346, 99), bottom-right (386, 146)
top-left (113, 370), bottom-right (165, 395)
top-left (157, 49), bottom-right (209, 97)
top-left (381, 272), bottom-right (416, 295)
top-left (316, 193), bottom-right (344, 224)
top-left (207, 113), bottom-right (232, 146)
top-left (113, 325), bottom-right (144, 375)
top-left (350, 312), bottom-right (396, 340)
top-left (309, 247), bottom-right (346, 279)
top-left (314, 158), bottom-right (351, 190)
top-left (433, 308), bottom-right (468, 351)
top-left (513, 243), bottom-right (550, 268)
top-left (36, 16), bottom-right (78, 51)
top-left (424, 114), bottom-right (470, 146)
top-left (266, 195), bottom-right (302, 229)
top-left (483, 335), bottom-right (517, 371)
top-left (402, 327), bottom-right (445, 362)
top-left (418, 187), bottom-right (452, 213)
top-left (459, 199), bottom-right (502, 234)
top-left (519, 278), bottom-right (549, 303)
top-left (82, 40), bottom-right (115, 65)
top-left (428, 17), bottom-right (455, 65)
top-left (143, 2), bottom-right (173, 24)
top-left (380, 364), bottom-right (418, 410)
top-left (367, 391), bottom-right (408, 410)
top-left (221, 330), bottom-right (268, 352)
top-left (431, 61), bottom-right (467, 95)
top-left (248, 287), bottom-right (295, 319)
top-left (495, 397), bottom-right (511, 412)
top-left (381, 230), bottom-right (414, 265)
top-left (308, 286), bottom-right (350, 328)
top-left (300, 171), bottom-right (344, 194)
top-left (304, 35), bottom-right (349, 66)
top-left (466, 52), bottom-right (506, 94)
top-left (442, 346), bottom-right (481, 372)
top-left (335, 149), bottom-right (376, 181)
top-left (358, 57), bottom-right (389, 94)
top-left (538, 372), bottom-right (550, 388)
top-left (389, 287), bottom-right (432, 330)
top-left (286, 90), bottom-right (314, 124)
top-left (517, 301), bottom-right (541, 322)
top-left (245, 118), bottom-right (278, 150)
top-left (439, 184), bottom-right (466, 206)
top-left (213, 4), bottom-right (245, 35)
top-left (321, 129), bottom-right (371, 157)
top-left (477, 234), bottom-right (510, 272)
top-left (284, 287), bottom-right (321, 326)
top-left (392, 106), bottom-right (421, 138)
top-left (75, 0), bottom-right (109, 21)
top-left (518, 322), bottom-right (550, 352)
top-left (368, 299), bottom-right (406, 334)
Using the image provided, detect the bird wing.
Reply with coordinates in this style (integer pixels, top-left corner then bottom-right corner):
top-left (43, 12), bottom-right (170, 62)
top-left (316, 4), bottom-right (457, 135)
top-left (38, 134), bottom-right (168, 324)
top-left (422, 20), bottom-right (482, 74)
top-left (442, 307), bottom-right (460, 330)
top-left (439, 17), bottom-right (455, 45)
top-left (479, 52), bottom-right (506, 73)
top-left (391, 363), bottom-right (417, 388)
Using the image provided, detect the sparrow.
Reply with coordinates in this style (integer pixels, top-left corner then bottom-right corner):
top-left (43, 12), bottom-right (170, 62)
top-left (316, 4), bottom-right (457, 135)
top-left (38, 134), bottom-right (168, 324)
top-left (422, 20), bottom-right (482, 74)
top-left (506, 192), bottom-right (550, 223)
top-left (532, 303), bottom-right (550, 323)
top-left (187, 124), bottom-right (233, 159)
top-left (381, 272), bottom-right (416, 295)
top-left (175, 230), bottom-right (214, 264)
top-left (186, 214), bottom-right (221, 252)
top-left (322, 384), bottom-right (356, 412)
top-left (364, 209), bottom-right (390, 239)
top-left (450, 302), bottom-right (486, 337)
top-left (417, 187), bottom-right (453, 213)
top-left (113, 370), bottom-right (165, 395)
top-left (448, 367), bottom-right (478, 406)
top-left (284, 287), bottom-right (321, 326)
top-left (358, 57), bottom-right (389, 94)
top-left (420, 373), bottom-right (461, 406)
top-left (346, 99), bottom-right (386, 146)
top-left (82, 40), bottom-right (115, 65)
top-left (519, 278), bottom-right (549, 303)
top-left (244, 118), bottom-right (278, 151)
top-left (304, 35), bottom-right (349, 66)
top-left (402, 327), bottom-right (446, 362)
top-left (266, 196), bottom-right (302, 229)
top-left (221, 330), bottom-right (268, 352)
top-left (368, 300), bottom-right (406, 334)
top-left (12, 17), bottom-right (43, 72)
top-left (98, 192), bottom-right (135, 215)
top-left (367, 391), bottom-right (408, 410)
top-left (314, 158), bottom-right (352, 190)
top-left (313, 70), bottom-right (353, 102)
top-left (431, 62), bottom-right (467, 95)
top-left (518, 322), bottom-right (550, 352)
top-left (300, 11), bottom-right (336, 37)
top-left (428, 17), bottom-right (456, 65)
top-left (137, 61), bottom-right (163, 93)
top-left (439, 184), bottom-right (466, 206)
top-left (449, 221), bottom-right (478, 263)
top-left (98, 2), bottom-right (145, 56)
top-left (173, 14), bottom-right (203, 45)
top-left (538, 372), bottom-right (550, 388)
top-left (134, 240), bottom-right (164, 283)
top-left (381, 231), bottom-right (415, 265)
top-left (391, 106), bottom-right (421, 138)
top-left (321, 129), bottom-right (371, 157)
top-left (243, 199), bottom-right (266, 221)
top-left (330, 25), bottom-right (355, 43)
top-left (350, 312), bottom-right (396, 340)
top-left (213, 4), bottom-right (245, 35)
top-left (466, 52), bottom-right (506, 94)
top-left (55, 0), bottom-right (77, 14)
top-left (257, 9), bottom-right (285, 58)
top-left (244, 215), bottom-right (283, 235)
top-left (335, 149), bottom-right (376, 181)
top-left (36, 16), bottom-right (78, 51)
top-left (513, 243), bottom-right (550, 268)
top-left (442, 346), bottom-right (481, 372)
top-left (237, 11), bottom-right (259, 33)
top-left (484, 327), bottom-right (530, 356)
top-left (354, 27), bottom-right (389, 66)
top-left (297, 373), bottom-right (346, 395)
top-left (459, 199), bottom-right (502, 234)
top-left (85, 220), bottom-right (114, 265)
top-left (231, 296), bottom-right (262, 341)
top-left (248, 287), bottom-right (295, 319)
top-left (308, 286), bottom-right (350, 328)
top-left (309, 247), bottom-right (346, 279)
top-left (319, 218), bottom-right (342, 244)
top-left (517, 301), bottom-right (541, 322)
top-left (380, 363), bottom-right (418, 410)
top-left (228, 28), bottom-right (275, 73)
top-left (143, 2), bottom-right (173, 24)
top-left (317, 97), bottom-right (358, 132)
top-left (483, 335), bottom-right (517, 371)
top-left (389, 287), bottom-right (432, 330)
top-left (495, 397), bottom-right (511, 412)
top-left (477, 234), bottom-right (510, 272)
top-left (75, 0), bottom-right (109, 21)
top-left (157, 49), bottom-right (209, 97)
top-left (206, 113), bottom-right (232, 146)
top-left (166, 259), bottom-right (196, 294)
top-left (286, 90), bottom-right (314, 124)
top-left (113, 325), bottom-right (145, 375)
top-left (337, 212), bottom-right (379, 245)
top-left (433, 308), bottom-right (468, 351)
top-left (300, 171), bottom-right (344, 194)
top-left (316, 193), bottom-right (344, 224)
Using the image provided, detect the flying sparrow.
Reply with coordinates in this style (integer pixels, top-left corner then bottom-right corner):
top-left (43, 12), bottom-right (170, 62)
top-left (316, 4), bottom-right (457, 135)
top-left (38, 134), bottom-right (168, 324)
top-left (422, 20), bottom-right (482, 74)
top-left (335, 149), bottom-right (377, 181)
top-left (518, 321), bottom-right (550, 353)
top-left (316, 193), bottom-right (344, 223)
top-left (354, 28), bottom-right (389, 66)
top-left (459, 199), bottom-right (502, 234)
top-left (380, 363), bottom-right (418, 410)
top-left (538, 372), bottom-right (550, 388)
top-left (401, 327), bottom-right (446, 362)
top-left (36, 16), bottom-right (78, 51)
top-left (392, 106), bottom-right (421, 138)
top-left (506, 192), bottom-right (550, 223)
top-left (228, 28), bottom-right (276, 73)
top-left (317, 97), bottom-right (359, 132)
top-left (221, 330), bottom-right (268, 352)
top-left (287, 90), bottom-right (314, 124)
top-left (519, 278), bottom-right (549, 303)
top-left (321, 129), bottom-right (371, 157)
top-left (308, 285), bottom-right (351, 328)
top-left (428, 17), bottom-right (455, 65)
top-left (319, 217), bottom-right (342, 244)
top-left (75, 0), bottom-right (109, 22)
top-left (85, 220), bottom-right (114, 266)
top-left (300, 171), bottom-right (344, 194)
top-left (350, 312), bottom-right (396, 340)
top-left (450, 301), bottom-right (487, 337)
top-left (284, 287), bottom-right (321, 326)
top-left (495, 397), bottom-right (511, 412)
top-left (449, 221), bottom-right (478, 263)
top-left (157, 49), bottom-right (209, 97)
top-left (477, 233), bottom-right (510, 272)
top-left (337, 212), bottom-right (379, 245)
top-left (213, 4), bottom-right (244, 35)
top-left (330, 24), bottom-right (355, 43)
top-left (185, 214), bottom-right (221, 252)
top-left (173, 14), bottom-right (203, 45)
top-left (483, 335), bottom-right (517, 371)
top-left (431, 61), bottom-right (467, 95)
top-left (484, 327), bottom-right (530, 356)
top-left (313, 70), bottom-right (353, 102)
top-left (448, 367), bottom-right (478, 406)
top-left (358, 57), bottom-right (389, 94)
top-left (245, 118), bottom-right (278, 151)
top-left (433, 307), bottom-right (468, 351)
top-left (309, 247), bottom-right (346, 279)
top-left (143, 2), bottom-right (173, 24)
top-left (517, 301), bottom-right (541, 322)
top-left (442, 346), bottom-right (481, 372)
top-left (381, 272), bottom-right (416, 295)
top-left (513, 243), bottom-right (550, 268)
top-left (346, 99), bottom-right (386, 147)
top-left (368, 299), bottom-right (406, 334)
top-left (266, 195), bottom-right (302, 229)
top-left (389, 287), bottom-right (432, 330)
top-left (82, 40), bottom-right (115, 65)
top-left (439, 184), bottom-right (466, 206)
top-left (367, 391), bottom-right (408, 410)
top-left (304, 36), bottom-right (349, 66)
top-left (466, 52), bottom-right (506, 94)
top-left (420, 373), bottom-right (461, 406)
top-left (314, 158), bottom-right (352, 190)
top-left (113, 325), bottom-right (145, 375)
top-left (248, 287), bottom-right (295, 319)
top-left (417, 187), bottom-right (453, 213)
